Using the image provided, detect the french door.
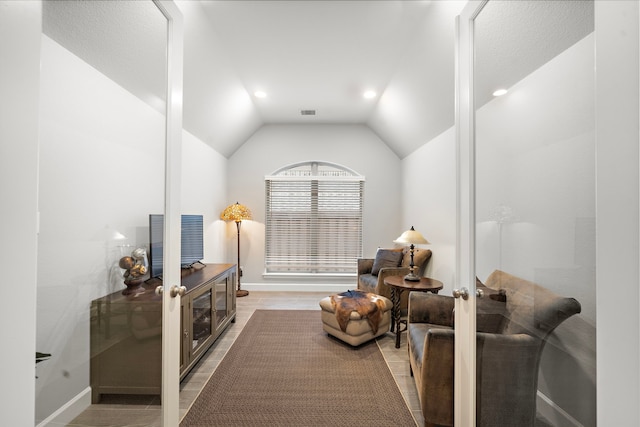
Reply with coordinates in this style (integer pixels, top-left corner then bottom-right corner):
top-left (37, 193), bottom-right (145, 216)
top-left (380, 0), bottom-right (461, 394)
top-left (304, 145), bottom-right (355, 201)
top-left (156, 1), bottom-right (184, 425)
top-left (35, 1), bottom-right (183, 426)
top-left (456, 1), bottom-right (596, 426)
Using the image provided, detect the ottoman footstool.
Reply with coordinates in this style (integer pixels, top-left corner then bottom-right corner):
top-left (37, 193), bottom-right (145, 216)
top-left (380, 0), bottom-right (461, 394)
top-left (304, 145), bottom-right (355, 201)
top-left (319, 291), bottom-right (392, 346)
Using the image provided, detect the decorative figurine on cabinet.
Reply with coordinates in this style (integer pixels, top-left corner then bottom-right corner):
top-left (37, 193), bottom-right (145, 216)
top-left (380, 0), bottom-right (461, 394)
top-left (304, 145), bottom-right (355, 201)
top-left (119, 247), bottom-right (148, 295)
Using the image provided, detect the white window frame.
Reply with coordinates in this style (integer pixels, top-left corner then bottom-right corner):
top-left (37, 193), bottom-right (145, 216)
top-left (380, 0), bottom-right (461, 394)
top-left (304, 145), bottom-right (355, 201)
top-left (264, 161), bottom-right (364, 277)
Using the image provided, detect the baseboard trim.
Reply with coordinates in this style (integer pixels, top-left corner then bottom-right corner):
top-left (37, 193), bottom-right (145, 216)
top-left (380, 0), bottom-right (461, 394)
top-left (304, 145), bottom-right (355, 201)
top-left (242, 282), bottom-right (352, 293)
top-left (537, 390), bottom-right (584, 427)
top-left (36, 386), bottom-right (91, 427)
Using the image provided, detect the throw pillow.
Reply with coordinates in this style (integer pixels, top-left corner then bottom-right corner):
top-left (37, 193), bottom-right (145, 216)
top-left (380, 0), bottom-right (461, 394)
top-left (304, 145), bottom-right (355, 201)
top-left (371, 248), bottom-right (403, 276)
top-left (401, 248), bottom-right (432, 269)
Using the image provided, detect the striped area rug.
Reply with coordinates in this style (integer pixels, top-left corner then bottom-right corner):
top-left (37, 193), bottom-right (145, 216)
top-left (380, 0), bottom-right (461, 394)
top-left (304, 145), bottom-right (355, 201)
top-left (180, 309), bottom-right (416, 426)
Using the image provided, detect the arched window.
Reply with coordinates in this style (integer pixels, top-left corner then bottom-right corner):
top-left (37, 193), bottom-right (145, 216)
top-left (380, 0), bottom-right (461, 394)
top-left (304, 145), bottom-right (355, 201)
top-left (265, 161), bottom-right (364, 275)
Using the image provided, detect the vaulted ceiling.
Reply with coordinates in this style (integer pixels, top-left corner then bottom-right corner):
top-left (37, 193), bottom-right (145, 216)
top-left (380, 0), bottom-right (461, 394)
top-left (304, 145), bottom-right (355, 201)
top-left (43, 0), bottom-right (593, 159)
top-left (179, 0), bottom-right (468, 158)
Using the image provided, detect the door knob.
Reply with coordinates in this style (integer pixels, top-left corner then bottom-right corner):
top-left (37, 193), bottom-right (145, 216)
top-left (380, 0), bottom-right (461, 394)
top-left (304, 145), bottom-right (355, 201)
top-left (170, 285), bottom-right (187, 298)
top-left (452, 288), bottom-right (484, 299)
top-left (452, 287), bottom-right (469, 300)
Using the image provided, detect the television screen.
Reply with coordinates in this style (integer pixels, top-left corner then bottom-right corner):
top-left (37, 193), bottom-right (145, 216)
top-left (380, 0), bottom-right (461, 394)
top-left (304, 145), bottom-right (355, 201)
top-left (149, 214), bottom-right (164, 278)
top-left (148, 214), bottom-right (204, 278)
top-left (181, 215), bottom-right (204, 267)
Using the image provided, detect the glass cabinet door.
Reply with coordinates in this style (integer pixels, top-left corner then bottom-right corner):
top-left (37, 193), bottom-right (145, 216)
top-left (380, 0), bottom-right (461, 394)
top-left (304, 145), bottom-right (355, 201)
top-left (215, 277), bottom-right (229, 327)
top-left (191, 286), bottom-right (214, 356)
top-left (181, 302), bottom-right (186, 372)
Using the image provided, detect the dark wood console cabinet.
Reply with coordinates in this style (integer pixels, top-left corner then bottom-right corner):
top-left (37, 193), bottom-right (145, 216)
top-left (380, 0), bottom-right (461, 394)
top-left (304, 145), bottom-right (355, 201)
top-left (90, 263), bottom-right (236, 403)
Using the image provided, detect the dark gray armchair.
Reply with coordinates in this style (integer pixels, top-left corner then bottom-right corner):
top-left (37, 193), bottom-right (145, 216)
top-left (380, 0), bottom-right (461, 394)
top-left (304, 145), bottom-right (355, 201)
top-left (407, 270), bottom-right (581, 427)
top-left (357, 248), bottom-right (432, 313)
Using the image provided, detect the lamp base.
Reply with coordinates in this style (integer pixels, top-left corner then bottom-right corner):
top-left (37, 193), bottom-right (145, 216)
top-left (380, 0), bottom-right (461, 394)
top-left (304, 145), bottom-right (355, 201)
top-left (236, 289), bottom-right (249, 297)
top-left (403, 272), bottom-right (421, 282)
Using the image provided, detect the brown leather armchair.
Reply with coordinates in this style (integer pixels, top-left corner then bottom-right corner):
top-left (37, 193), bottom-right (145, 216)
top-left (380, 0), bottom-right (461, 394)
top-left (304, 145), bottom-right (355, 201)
top-left (357, 248), bottom-right (432, 313)
top-left (407, 270), bottom-right (581, 427)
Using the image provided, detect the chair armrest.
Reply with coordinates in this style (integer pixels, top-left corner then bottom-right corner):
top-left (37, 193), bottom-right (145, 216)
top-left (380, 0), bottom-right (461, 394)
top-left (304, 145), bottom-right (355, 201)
top-left (375, 267), bottom-right (411, 300)
top-left (408, 292), bottom-right (454, 327)
top-left (420, 328), bottom-right (454, 425)
top-left (475, 332), bottom-right (540, 425)
top-left (418, 329), bottom-right (540, 426)
top-left (377, 266), bottom-right (410, 281)
top-left (357, 258), bottom-right (374, 275)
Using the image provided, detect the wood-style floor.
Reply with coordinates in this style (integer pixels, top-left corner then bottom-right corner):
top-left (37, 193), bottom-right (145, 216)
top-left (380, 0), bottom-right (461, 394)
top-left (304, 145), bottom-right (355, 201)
top-left (67, 291), bottom-right (424, 427)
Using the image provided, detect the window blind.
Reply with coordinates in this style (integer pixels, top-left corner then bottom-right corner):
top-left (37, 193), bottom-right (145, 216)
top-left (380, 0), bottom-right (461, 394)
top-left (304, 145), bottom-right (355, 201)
top-left (265, 162), bottom-right (364, 274)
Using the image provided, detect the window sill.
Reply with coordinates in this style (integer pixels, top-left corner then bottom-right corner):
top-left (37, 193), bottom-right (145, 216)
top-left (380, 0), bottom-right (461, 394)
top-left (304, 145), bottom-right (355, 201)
top-left (263, 272), bottom-right (356, 280)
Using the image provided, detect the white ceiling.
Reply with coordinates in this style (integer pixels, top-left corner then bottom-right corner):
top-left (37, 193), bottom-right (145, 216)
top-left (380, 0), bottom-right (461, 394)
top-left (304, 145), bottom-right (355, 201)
top-left (198, 0), bottom-right (433, 124)
top-left (43, 0), bottom-right (593, 159)
top-left (178, 0), bottom-right (469, 158)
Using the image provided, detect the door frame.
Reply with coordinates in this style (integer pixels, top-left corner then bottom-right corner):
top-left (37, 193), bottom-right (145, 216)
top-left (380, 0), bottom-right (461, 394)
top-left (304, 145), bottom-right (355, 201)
top-left (455, 2), bottom-right (486, 426)
top-left (153, 1), bottom-right (184, 426)
top-left (594, 1), bottom-right (639, 425)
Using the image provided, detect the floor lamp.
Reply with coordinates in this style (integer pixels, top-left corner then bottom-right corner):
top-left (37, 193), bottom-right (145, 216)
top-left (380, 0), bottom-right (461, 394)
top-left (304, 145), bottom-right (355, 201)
top-left (220, 202), bottom-right (252, 297)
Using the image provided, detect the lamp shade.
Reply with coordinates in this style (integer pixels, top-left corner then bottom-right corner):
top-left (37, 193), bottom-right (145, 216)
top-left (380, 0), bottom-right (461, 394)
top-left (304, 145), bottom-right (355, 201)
top-left (220, 202), bottom-right (252, 222)
top-left (394, 226), bottom-right (429, 245)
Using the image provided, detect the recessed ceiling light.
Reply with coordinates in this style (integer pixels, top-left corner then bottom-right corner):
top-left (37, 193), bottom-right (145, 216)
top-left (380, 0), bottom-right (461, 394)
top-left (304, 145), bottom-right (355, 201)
top-left (254, 90), bottom-right (267, 98)
top-left (363, 90), bottom-right (377, 99)
top-left (492, 88), bottom-right (508, 97)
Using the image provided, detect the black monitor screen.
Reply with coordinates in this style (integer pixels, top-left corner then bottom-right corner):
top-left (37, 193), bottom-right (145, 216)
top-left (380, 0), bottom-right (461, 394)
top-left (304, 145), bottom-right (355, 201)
top-left (181, 215), bottom-right (204, 267)
top-left (148, 214), bottom-right (204, 278)
top-left (149, 214), bottom-right (164, 278)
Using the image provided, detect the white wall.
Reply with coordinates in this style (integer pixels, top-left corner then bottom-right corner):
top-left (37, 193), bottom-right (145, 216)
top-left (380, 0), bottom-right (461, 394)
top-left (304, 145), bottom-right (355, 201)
top-left (0, 2), bottom-right (41, 426)
top-left (181, 129), bottom-right (228, 264)
top-left (35, 35), bottom-right (226, 423)
top-left (227, 124), bottom-right (403, 288)
top-left (401, 127), bottom-right (457, 293)
top-left (368, 0), bottom-right (467, 157)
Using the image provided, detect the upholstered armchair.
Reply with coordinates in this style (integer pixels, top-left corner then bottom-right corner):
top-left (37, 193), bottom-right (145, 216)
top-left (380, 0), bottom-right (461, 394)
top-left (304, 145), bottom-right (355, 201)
top-left (357, 248), bottom-right (432, 313)
top-left (407, 270), bottom-right (581, 427)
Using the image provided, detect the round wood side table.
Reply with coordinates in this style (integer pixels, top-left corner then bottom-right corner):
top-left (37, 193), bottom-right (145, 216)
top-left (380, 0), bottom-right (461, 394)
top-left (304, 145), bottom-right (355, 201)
top-left (383, 275), bottom-right (444, 348)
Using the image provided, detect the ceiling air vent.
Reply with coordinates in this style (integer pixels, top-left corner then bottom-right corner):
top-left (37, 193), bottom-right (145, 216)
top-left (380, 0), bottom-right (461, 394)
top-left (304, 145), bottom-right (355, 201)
top-left (300, 109), bottom-right (316, 116)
